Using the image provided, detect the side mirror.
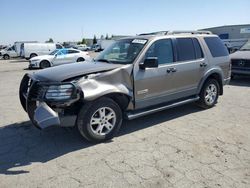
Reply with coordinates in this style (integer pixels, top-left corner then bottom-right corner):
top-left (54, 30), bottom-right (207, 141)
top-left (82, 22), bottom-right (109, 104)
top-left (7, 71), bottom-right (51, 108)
top-left (54, 54), bottom-right (57, 57)
top-left (139, 57), bottom-right (158, 69)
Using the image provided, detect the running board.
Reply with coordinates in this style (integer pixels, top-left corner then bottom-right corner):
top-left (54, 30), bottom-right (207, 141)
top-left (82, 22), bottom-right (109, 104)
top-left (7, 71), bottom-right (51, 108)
top-left (126, 96), bottom-right (200, 120)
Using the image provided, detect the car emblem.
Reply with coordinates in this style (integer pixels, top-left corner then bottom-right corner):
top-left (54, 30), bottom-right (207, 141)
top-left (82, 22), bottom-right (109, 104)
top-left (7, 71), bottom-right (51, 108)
top-left (238, 60), bottom-right (245, 67)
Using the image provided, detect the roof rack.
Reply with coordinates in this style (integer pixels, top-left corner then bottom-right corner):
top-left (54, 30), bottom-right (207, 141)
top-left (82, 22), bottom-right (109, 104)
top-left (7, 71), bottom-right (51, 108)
top-left (138, 31), bottom-right (168, 36)
top-left (166, 30), bottom-right (212, 35)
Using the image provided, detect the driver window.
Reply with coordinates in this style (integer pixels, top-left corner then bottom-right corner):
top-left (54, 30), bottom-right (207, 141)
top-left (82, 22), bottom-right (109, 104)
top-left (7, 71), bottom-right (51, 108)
top-left (145, 39), bottom-right (174, 65)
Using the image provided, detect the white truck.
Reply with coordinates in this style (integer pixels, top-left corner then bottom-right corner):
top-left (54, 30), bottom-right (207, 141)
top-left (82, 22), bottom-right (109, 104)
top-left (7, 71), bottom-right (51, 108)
top-left (20, 43), bottom-right (63, 60)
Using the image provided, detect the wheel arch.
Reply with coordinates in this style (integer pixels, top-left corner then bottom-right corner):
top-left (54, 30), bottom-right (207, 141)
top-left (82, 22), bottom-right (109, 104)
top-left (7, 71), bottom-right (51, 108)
top-left (198, 69), bottom-right (224, 95)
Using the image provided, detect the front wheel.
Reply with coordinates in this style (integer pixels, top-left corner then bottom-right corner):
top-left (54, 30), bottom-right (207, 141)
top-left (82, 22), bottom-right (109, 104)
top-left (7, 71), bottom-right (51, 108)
top-left (77, 97), bottom-right (123, 143)
top-left (196, 79), bottom-right (219, 109)
top-left (40, 60), bottom-right (51, 69)
top-left (3, 54), bottom-right (10, 60)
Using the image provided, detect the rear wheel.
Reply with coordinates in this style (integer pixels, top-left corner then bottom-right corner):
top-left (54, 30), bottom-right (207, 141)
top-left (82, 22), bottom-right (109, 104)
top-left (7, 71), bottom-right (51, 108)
top-left (40, 60), bottom-right (51, 69)
top-left (76, 57), bottom-right (85, 62)
top-left (3, 54), bottom-right (10, 60)
top-left (77, 97), bottom-right (123, 143)
top-left (30, 53), bottom-right (37, 59)
top-left (196, 79), bottom-right (219, 109)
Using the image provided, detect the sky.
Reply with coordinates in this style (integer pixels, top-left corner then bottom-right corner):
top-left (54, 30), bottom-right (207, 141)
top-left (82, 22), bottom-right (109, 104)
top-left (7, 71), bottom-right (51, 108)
top-left (0, 0), bottom-right (249, 44)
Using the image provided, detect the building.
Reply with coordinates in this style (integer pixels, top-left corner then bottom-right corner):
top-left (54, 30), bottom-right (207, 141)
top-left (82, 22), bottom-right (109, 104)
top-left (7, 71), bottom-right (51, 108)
top-left (200, 24), bottom-right (250, 40)
top-left (200, 24), bottom-right (250, 51)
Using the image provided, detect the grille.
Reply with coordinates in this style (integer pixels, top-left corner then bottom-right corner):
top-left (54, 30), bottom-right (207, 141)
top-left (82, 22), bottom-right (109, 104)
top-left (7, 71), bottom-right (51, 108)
top-left (28, 81), bottom-right (46, 100)
top-left (231, 59), bottom-right (250, 69)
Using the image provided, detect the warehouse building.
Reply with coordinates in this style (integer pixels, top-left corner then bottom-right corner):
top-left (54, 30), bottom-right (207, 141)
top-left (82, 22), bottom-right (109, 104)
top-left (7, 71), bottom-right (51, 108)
top-left (200, 24), bottom-right (250, 39)
top-left (200, 24), bottom-right (250, 51)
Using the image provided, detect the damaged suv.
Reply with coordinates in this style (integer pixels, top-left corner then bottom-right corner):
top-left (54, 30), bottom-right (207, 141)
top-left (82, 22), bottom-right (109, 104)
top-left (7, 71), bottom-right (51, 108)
top-left (19, 31), bottom-right (231, 142)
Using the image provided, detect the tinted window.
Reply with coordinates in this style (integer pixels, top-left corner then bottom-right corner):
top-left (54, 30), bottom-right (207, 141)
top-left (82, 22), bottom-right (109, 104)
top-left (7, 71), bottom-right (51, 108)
top-left (176, 38), bottom-right (196, 61)
top-left (68, 50), bottom-right (79, 54)
top-left (193, 38), bottom-right (204, 59)
top-left (145, 39), bottom-right (173, 65)
top-left (204, 37), bottom-right (229, 57)
top-left (56, 44), bottom-right (63, 49)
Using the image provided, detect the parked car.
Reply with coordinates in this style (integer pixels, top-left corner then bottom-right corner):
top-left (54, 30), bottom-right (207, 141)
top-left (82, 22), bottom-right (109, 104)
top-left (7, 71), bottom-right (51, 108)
top-left (29, 48), bottom-right (91, 69)
top-left (76, 44), bottom-right (91, 51)
top-left (20, 43), bottom-right (63, 60)
top-left (230, 40), bottom-right (250, 77)
top-left (19, 31), bottom-right (230, 143)
top-left (0, 45), bottom-right (18, 59)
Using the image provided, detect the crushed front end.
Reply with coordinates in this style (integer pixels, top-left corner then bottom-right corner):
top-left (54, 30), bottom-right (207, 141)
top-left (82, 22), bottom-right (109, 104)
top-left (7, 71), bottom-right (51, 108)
top-left (19, 74), bottom-right (82, 129)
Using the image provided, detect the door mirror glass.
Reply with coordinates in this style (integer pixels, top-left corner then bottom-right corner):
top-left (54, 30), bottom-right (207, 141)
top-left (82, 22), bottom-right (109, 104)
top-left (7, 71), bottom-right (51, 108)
top-left (139, 57), bottom-right (158, 69)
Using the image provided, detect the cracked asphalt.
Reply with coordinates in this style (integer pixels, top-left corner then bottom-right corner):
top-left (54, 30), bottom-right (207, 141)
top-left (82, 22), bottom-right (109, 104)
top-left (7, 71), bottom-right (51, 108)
top-left (0, 58), bottom-right (250, 188)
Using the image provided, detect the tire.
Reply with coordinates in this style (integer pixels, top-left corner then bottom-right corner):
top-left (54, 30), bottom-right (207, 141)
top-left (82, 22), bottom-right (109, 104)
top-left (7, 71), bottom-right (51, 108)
top-left (40, 60), bottom-right (51, 69)
top-left (77, 97), bottom-right (123, 143)
top-left (196, 79), bottom-right (220, 109)
top-left (76, 57), bottom-right (85, 62)
top-left (30, 53), bottom-right (37, 59)
top-left (3, 54), bottom-right (10, 60)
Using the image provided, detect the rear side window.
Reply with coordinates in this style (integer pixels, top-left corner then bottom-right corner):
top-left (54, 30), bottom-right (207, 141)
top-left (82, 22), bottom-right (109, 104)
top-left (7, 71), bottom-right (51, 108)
top-left (204, 37), bottom-right (229, 57)
top-left (176, 38), bottom-right (196, 61)
top-left (193, 38), bottom-right (204, 59)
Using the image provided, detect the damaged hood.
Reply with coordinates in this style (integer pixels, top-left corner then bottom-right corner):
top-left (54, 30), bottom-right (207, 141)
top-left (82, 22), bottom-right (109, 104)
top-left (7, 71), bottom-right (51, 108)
top-left (31, 61), bottom-right (124, 82)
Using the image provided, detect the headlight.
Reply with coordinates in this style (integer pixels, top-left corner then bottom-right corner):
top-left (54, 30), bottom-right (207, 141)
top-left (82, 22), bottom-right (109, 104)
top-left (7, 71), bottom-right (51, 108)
top-left (45, 84), bottom-right (75, 100)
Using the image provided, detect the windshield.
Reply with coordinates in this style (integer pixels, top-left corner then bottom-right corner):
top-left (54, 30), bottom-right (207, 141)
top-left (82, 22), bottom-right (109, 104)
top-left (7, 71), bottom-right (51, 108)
top-left (240, 41), bottom-right (250, 51)
top-left (95, 39), bottom-right (147, 64)
top-left (50, 49), bottom-right (59, 55)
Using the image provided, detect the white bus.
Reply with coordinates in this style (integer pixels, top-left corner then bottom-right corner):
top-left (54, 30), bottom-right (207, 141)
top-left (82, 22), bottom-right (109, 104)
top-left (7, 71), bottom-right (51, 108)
top-left (20, 43), bottom-right (63, 59)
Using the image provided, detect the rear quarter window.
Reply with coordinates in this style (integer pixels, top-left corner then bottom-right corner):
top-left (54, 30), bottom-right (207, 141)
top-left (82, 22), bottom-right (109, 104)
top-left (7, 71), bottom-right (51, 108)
top-left (204, 37), bottom-right (229, 57)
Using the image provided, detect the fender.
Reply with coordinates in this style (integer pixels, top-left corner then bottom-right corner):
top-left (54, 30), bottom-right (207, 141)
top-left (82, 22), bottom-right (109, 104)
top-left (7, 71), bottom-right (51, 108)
top-left (77, 65), bottom-right (134, 101)
top-left (197, 67), bottom-right (224, 95)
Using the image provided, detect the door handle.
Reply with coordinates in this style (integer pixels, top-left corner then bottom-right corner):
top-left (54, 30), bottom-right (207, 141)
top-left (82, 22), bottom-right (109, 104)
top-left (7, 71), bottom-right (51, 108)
top-left (166, 67), bottom-right (177, 73)
top-left (200, 62), bottom-right (207, 67)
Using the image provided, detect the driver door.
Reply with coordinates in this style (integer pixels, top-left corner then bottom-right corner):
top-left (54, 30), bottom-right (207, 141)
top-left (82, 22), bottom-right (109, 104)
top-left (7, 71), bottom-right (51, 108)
top-left (134, 39), bottom-right (176, 109)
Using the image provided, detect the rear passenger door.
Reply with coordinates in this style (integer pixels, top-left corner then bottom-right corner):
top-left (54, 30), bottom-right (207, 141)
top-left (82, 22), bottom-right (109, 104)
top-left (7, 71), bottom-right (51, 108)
top-left (169, 37), bottom-right (207, 98)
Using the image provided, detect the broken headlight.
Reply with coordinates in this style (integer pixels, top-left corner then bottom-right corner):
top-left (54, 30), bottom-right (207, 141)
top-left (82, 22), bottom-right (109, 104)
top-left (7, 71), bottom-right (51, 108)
top-left (45, 84), bottom-right (75, 100)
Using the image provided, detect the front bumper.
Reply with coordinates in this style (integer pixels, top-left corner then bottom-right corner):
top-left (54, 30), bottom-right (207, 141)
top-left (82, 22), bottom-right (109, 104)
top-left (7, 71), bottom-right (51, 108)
top-left (29, 61), bottom-right (40, 68)
top-left (232, 69), bottom-right (250, 75)
top-left (34, 102), bottom-right (77, 129)
top-left (19, 74), bottom-right (80, 129)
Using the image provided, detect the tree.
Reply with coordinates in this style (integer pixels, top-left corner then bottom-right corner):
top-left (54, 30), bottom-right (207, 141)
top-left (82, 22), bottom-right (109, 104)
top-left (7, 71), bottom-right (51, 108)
top-left (100, 35), bottom-right (104, 40)
top-left (46, 38), bottom-right (54, 43)
top-left (93, 35), bottom-right (97, 44)
top-left (105, 34), bottom-right (109, 40)
top-left (81, 38), bottom-right (87, 44)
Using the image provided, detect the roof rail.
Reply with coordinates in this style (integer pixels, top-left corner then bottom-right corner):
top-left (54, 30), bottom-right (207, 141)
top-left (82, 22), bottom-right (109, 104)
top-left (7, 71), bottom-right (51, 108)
top-left (166, 30), bottom-right (212, 35)
top-left (138, 31), bottom-right (168, 36)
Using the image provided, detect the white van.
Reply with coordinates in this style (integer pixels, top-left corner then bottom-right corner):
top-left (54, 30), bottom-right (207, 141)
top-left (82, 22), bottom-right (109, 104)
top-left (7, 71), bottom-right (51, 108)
top-left (14, 41), bottom-right (37, 56)
top-left (20, 43), bottom-right (63, 59)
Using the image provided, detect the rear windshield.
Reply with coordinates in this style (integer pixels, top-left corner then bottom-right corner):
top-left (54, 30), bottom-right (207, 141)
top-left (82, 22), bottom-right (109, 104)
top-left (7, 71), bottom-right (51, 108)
top-left (204, 37), bottom-right (229, 57)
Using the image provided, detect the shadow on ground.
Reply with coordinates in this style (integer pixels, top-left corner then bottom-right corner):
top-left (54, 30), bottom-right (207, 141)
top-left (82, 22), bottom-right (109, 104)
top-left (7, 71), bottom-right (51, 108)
top-left (230, 76), bottom-right (250, 87)
top-left (9, 59), bottom-right (28, 63)
top-left (0, 104), bottom-right (201, 175)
